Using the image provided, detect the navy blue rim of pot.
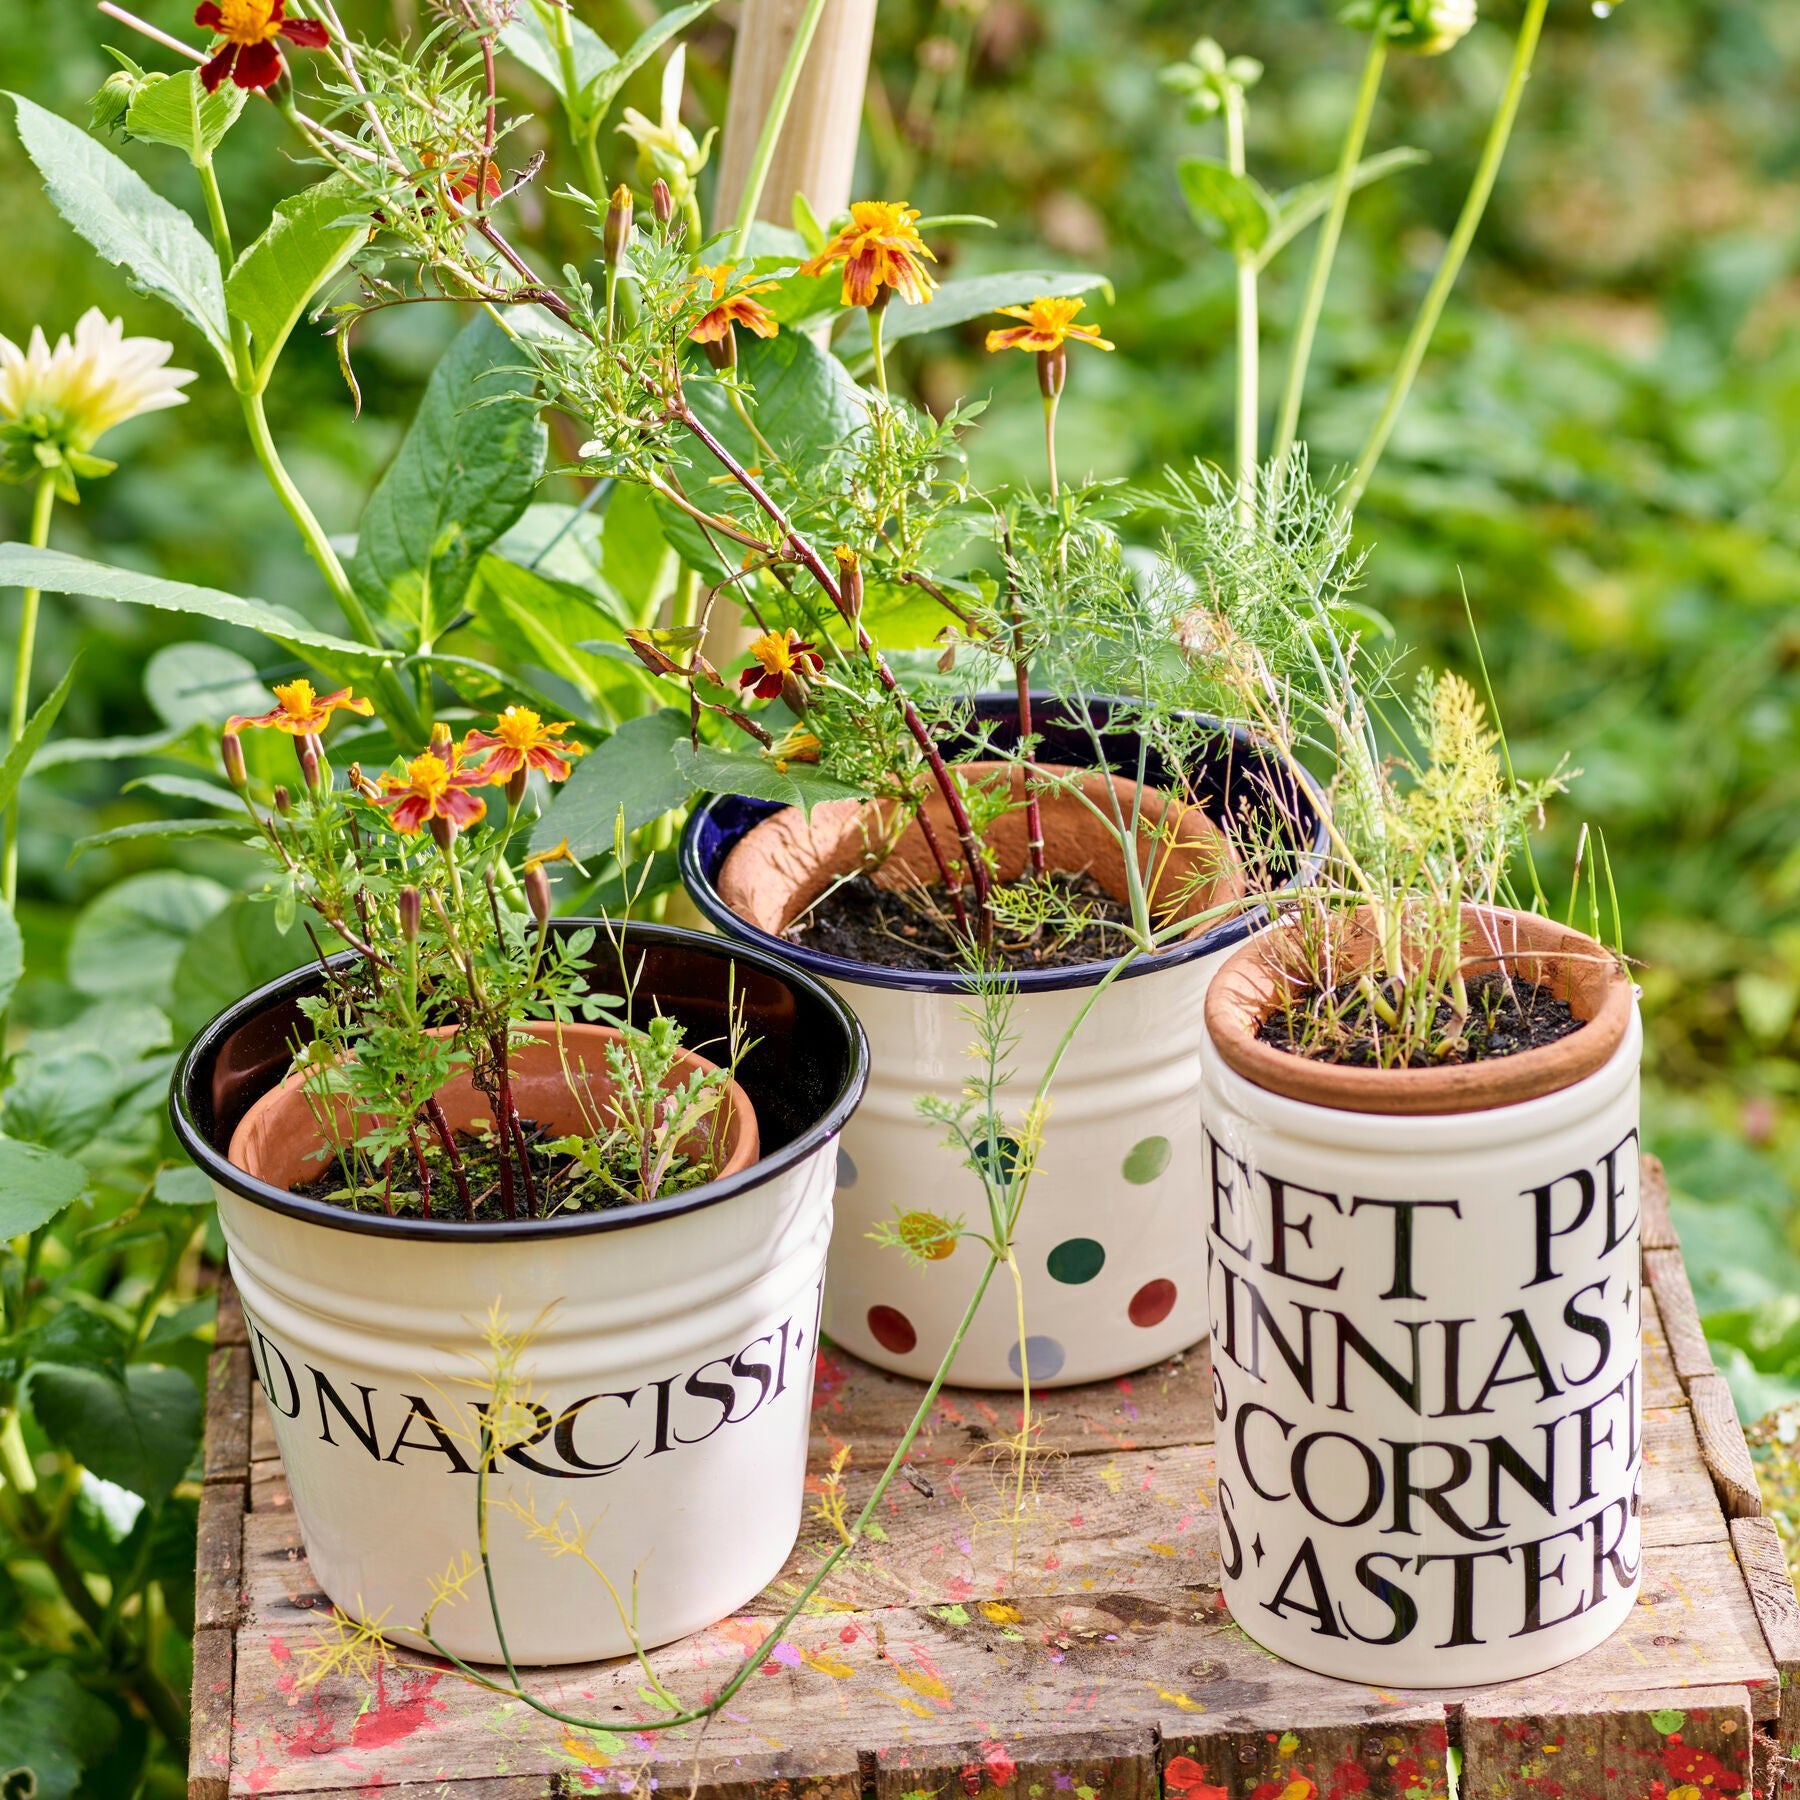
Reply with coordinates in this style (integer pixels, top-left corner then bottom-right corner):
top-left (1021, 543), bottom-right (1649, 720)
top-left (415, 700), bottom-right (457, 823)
top-left (679, 693), bottom-right (1332, 995)
top-left (168, 918), bottom-right (871, 1242)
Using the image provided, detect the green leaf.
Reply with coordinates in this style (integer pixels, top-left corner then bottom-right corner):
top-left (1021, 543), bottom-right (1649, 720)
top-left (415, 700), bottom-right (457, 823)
top-left (671, 739), bottom-right (870, 815)
top-left (584, 0), bottom-right (718, 117)
top-left (4, 1002), bottom-right (174, 1154)
top-left (468, 554), bottom-right (623, 716)
top-left (121, 773), bottom-right (246, 812)
top-left (226, 175), bottom-right (365, 383)
top-left (0, 1140), bottom-right (89, 1237)
top-left (168, 890), bottom-right (333, 1036)
top-left (502, 4), bottom-right (614, 104)
top-left (0, 898), bottom-right (21, 1019)
top-left (28, 1361), bottom-right (201, 1505)
top-left (154, 1166), bottom-right (215, 1208)
top-left (67, 871), bottom-right (231, 1008)
top-left (144, 640), bottom-right (267, 732)
top-left (837, 269), bottom-right (1113, 351)
top-left (0, 547), bottom-right (388, 666)
top-left (1257, 146), bottom-right (1429, 269)
top-left (349, 315), bottom-right (548, 649)
top-left (534, 709), bottom-right (692, 859)
top-left (70, 818), bottom-right (256, 862)
top-left (9, 93), bottom-right (230, 362)
top-left (0, 659), bottom-right (77, 818)
top-left (599, 481), bottom-right (667, 607)
top-left (34, 728), bottom-right (186, 770)
top-left (0, 1668), bottom-right (121, 1800)
top-left (1177, 156), bottom-right (1276, 255)
top-left (121, 68), bottom-right (244, 163)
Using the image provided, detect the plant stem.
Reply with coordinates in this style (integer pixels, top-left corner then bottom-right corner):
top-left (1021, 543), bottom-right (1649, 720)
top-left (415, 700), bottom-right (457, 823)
top-left (1270, 34), bottom-right (1386, 482)
top-left (4, 473), bottom-right (56, 908)
top-left (1225, 84), bottom-right (1258, 529)
top-left (868, 301), bottom-right (890, 401)
top-left (1340, 0), bottom-right (1549, 516)
top-left (726, 0), bottom-right (832, 261)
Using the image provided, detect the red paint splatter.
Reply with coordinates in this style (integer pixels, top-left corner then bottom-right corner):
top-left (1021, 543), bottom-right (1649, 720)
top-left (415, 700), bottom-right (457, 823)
top-left (1326, 1760), bottom-right (1371, 1799)
top-left (981, 1741), bottom-right (1017, 1787)
top-left (1164, 1756), bottom-right (1229, 1800)
top-left (349, 1668), bottom-right (445, 1748)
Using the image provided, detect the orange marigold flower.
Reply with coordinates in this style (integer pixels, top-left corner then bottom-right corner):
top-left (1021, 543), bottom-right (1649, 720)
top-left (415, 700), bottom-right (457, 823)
top-left (739, 630), bottom-right (824, 700)
top-left (421, 148), bottom-right (503, 206)
top-left (984, 296), bottom-right (1114, 356)
top-left (801, 201), bottom-right (937, 309)
top-left (688, 264), bottom-right (781, 345)
top-left (378, 743), bottom-right (487, 836)
top-left (194, 0), bottom-right (330, 94)
top-left (225, 678), bottom-right (371, 738)
top-left (461, 706), bottom-right (586, 786)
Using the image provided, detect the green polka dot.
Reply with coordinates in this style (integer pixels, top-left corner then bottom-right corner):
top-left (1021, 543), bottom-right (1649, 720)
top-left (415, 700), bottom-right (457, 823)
top-left (1122, 1136), bottom-right (1171, 1185)
top-left (1047, 1237), bottom-right (1107, 1285)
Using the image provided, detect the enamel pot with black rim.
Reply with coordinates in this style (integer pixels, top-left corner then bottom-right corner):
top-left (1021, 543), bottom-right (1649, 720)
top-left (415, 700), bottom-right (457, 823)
top-left (171, 921), bottom-right (867, 1667)
top-left (681, 696), bottom-right (1328, 1390)
top-left (1201, 906), bottom-right (1642, 1686)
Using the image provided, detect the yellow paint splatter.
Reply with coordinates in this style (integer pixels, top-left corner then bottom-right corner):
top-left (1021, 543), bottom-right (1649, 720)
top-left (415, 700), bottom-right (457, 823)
top-left (1278, 1731), bottom-right (1301, 1757)
top-left (980, 1601), bottom-right (1023, 1625)
top-left (1147, 1541), bottom-right (1177, 1557)
top-left (1097, 1461), bottom-right (1123, 1493)
top-left (1151, 1684), bottom-right (1206, 1713)
top-left (892, 1662), bottom-right (952, 1704)
top-left (559, 1731), bottom-right (612, 1770)
top-left (800, 1648), bottom-right (854, 1678)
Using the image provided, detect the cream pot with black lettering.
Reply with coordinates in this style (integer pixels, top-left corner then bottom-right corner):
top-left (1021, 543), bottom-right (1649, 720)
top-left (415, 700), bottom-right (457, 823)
top-left (1201, 907), bottom-right (1641, 1686)
top-left (171, 922), bottom-right (867, 1667)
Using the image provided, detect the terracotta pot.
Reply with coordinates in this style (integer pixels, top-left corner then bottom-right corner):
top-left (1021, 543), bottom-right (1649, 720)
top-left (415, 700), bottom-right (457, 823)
top-left (682, 696), bottom-right (1330, 1389)
top-left (1200, 906), bottom-right (1643, 1685)
top-left (171, 922), bottom-right (868, 1666)
top-left (228, 1020), bottom-right (760, 1199)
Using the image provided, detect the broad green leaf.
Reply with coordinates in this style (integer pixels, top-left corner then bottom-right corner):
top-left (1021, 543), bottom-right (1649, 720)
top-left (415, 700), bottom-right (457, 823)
top-left (144, 640), bottom-right (267, 732)
top-left (685, 328), bottom-right (865, 481)
top-left (168, 890), bottom-right (334, 1037)
top-left (4, 1002), bottom-right (174, 1154)
top-left (34, 728), bottom-right (186, 769)
top-left (469, 554), bottom-right (622, 714)
top-left (28, 1361), bottom-right (201, 1505)
top-left (1257, 146), bottom-right (1430, 269)
top-left (154, 1166), bottom-right (216, 1207)
top-left (671, 739), bottom-right (870, 815)
top-left (417, 654), bottom-right (580, 735)
top-left (534, 708), bottom-right (692, 859)
top-left (502, 3), bottom-right (614, 104)
top-left (70, 818), bottom-right (256, 861)
top-left (121, 773), bottom-right (246, 812)
top-left (226, 175), bottom-right (365, 382)
top-left (0, 547), bottom-right (388, 666)
top-left (839, 269), bottom-right (1114, 351)
top-left (0, 1140), bottom-right (89, 1237)
top-left (585, 0), bottom-right (718, 117)
top-left (495, 499), bottom-right (608, 587)
top-left (67, 871), bottom-right (231, 1007)
top-left (599, 481), bottom-right (668, 611)
top-left (122, 68), bottom-right (244, 162)
top-left (0, 897), bottom-right (21, 1018)
top-left (0, 659), bottom-right (77, 817)
top-left (9, 93), bottom-right (230, 361)
top-left (349, 314), bottom-right (548, 649)
top-left (0, 1667), bottom-right (121, 1800)
top-left (1177, 156), bottom-right (1276, 255)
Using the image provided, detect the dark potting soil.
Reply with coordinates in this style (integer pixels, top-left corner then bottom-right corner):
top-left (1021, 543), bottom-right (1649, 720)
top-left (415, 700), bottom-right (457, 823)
top-left (1257, 970), bottom-right (1582, 1068)
top-left (290, 1119), bottom-right (706, 1224)
top-left (789, 870), bottom-right (1139, 971)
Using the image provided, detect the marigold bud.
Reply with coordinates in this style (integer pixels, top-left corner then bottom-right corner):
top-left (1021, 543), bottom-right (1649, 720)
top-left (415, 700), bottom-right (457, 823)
top-left (430, 722), bottom-right (454, 756)
top-left (221, 730), bottom-right (248, 792)
top-left (779, 671), bottom-right (813, 715)
top-left (604, 184), bottom-right (633, 270)
top-left (525, 863), bottom-right (553, 929)
top-left (652, 179), bottom-right (674, 225)
top-left (298, 738), bottom-right (322, 792)
top-left (1038, 346), bottom-right (1067, 402)
top-left (399, 886), bottom-right (422, 943)
top-left (429, 814), bottom-right (456, 853)
top-left (834, 546), bottom-right (864, 622)
top-left (702, 328), bottom-right (737, 373)
top-left (273, 786), bottom-right (292, 815)
top-left (506, 765), bottom-right (528, 811)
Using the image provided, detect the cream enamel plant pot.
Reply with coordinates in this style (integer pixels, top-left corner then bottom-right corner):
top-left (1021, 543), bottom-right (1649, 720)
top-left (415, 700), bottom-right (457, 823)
top-left (171, 922), bottom-right (867, 1666)
top-left (1201, 908), bottom-right (1643, 1686)
top-left (682, 698), bottom-right (1327, 1390)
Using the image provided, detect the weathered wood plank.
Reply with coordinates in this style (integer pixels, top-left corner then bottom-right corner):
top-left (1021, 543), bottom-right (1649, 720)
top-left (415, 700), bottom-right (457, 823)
top-left (1161, 1707), bottom-right (1450, 1799)
top-left (874, 1729), bottom-right (1156, 1798)
top-left (250, 1380), bottom-right (276, 1467)
top-left (1460, 1683), bottom-right (1753, 1799)
top-left (1692, 1371), bottom-right (1763, 1521)
top-left (188, 1625), bottom-right (234, 1800)
top-left (217, 1267), bottom-right (248, 1346)
top-left (204, 1346), bottom-right (251, 1487)
top-left (196, 1480), bottom-right (245, 1632)
top-left (1647, 1246), bottom-right (1715, 1386)
top-left (1732, 1515), bottom-right (1800, 1752)
top-left (1640, 1156), bottom-right (1678, 1253)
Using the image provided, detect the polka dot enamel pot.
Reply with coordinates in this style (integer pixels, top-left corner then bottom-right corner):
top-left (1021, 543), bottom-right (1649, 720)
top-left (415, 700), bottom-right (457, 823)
top-left (170, 922), bottom-right (868, 1666)
top-left (681, 698), bottom-right (1327, 1390)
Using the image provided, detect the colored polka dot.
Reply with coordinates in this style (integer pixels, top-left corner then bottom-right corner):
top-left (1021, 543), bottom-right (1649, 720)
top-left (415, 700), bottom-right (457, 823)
top-left (866, 1305), bottom-right (917, 1356)
top-left (1129, 1279), bottom-right (1177, 1328)
top-left (898, 1211), bottom-right (956, 1260)
top-left (837, 1147), bottom-right (858, 1188)
top-left (1122, 1136), bottom-right (1171, 1184)
top-left (1046, 1237), bottom-right (1106, 1285)
top-left (1007, 1335), bottom-right (1066, 1381)
top-left (973, 1134), bottom-right (1023, 1180)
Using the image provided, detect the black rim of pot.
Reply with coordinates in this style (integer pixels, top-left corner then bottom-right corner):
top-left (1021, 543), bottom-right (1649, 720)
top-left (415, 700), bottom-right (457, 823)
top-left (679, 694), bottom-right (1331, 994)
top-left (169, 918), bottom-right (870, 1241)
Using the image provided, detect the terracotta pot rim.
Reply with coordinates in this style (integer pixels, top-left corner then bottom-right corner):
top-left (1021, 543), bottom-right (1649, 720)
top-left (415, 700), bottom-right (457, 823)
top-left (1203, 904), bottom-right (1636, 1116)
top-left (679, 695), bottom-right (1332, 995)
top-left (169, 920), bottom-right (869, 1243)
top-left (226, 1019), bottom-right (761, 1198)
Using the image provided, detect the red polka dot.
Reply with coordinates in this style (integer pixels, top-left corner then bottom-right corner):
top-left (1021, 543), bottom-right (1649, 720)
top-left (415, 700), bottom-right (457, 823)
top-left (867, 1305), bottom-right (918, 1355)
top-left (1128, 1279), bottom-right (1177, 1328)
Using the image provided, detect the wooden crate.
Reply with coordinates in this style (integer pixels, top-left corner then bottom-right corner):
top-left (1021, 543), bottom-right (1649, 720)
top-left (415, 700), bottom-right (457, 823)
top-left (192, 1160), bottom-right (1800, 1799)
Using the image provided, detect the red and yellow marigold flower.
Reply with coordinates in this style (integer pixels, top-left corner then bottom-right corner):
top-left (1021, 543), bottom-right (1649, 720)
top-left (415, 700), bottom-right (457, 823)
top-left (194, 0), bottom-right (330, 94)
top-left (738, 630), bottom-right (824, 701)
top-left (688, 264), bottom-right (780, 345)
top-left (801, 202), bottom-right (937, 309)
top-left (461, 706), bottom-right (586, 786)
top-left (985, 296), bottom-right (1114, 356)
top-left (378, 743), bottom-right (487, 836)
top-left (226, 679), bottom-right (371, 738)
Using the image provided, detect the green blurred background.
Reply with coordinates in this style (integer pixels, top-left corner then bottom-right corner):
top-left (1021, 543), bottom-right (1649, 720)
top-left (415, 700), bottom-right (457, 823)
top-left (3, 0), bottom-right (1798, 1410)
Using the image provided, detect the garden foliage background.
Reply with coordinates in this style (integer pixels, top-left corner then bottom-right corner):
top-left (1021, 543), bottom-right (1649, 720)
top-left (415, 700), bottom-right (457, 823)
top-left (0, 0), bottom-right (1797, 1783)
